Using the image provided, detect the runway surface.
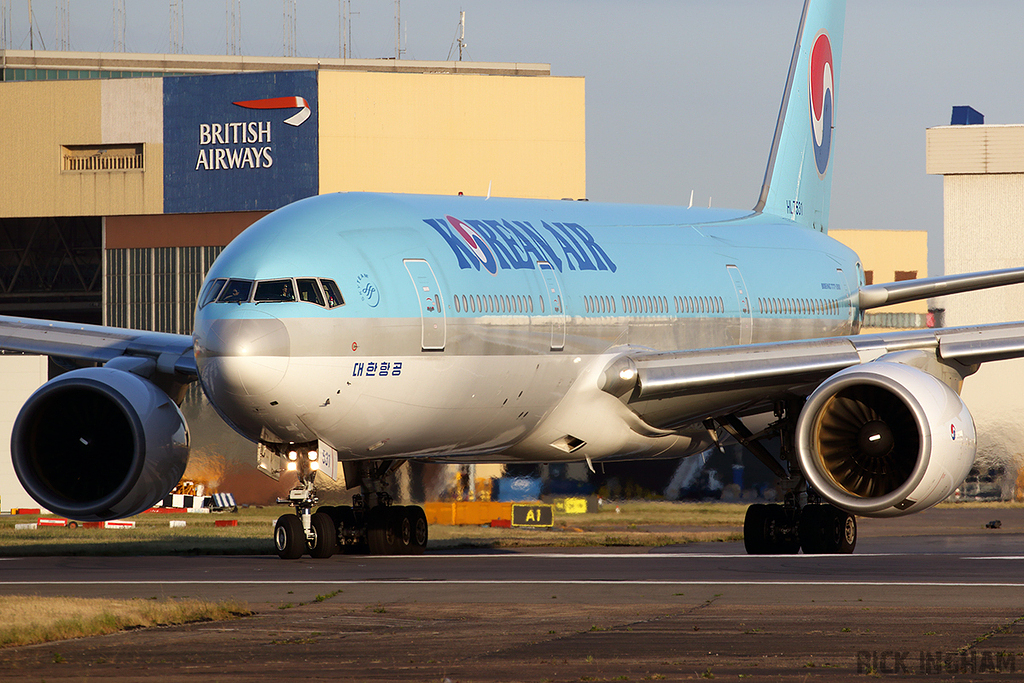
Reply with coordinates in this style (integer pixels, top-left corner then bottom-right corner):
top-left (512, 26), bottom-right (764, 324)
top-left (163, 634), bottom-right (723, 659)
top-left (1, 508), bottom-right (1023, 681)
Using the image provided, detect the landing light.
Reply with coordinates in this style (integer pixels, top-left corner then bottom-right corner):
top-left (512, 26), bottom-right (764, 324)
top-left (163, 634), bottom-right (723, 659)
top-left (288, 450), bottom-right (298, 461)
top-left (286, 461), bottom-right (298, 472)
top-left (310, 462), bottom-right (319, 471)
top-left (307, 450), bottom-right (318, 461)
top-left (619, 368), bottom-right (636, 381)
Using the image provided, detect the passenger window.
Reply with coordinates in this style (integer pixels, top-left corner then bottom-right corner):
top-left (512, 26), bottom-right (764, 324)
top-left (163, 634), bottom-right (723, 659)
top-left (454, 295), bottom-right (461, 313)
top-left (217, 278), bottom-right (253, 303)
top-left (296, 278), bottom-right (325, 306)
top-left (320, 279), bottom-right (345, 308)
top-left (254, 279), bottom-right (296, 303)
top-left (199, 278), bottom-right (226, 308)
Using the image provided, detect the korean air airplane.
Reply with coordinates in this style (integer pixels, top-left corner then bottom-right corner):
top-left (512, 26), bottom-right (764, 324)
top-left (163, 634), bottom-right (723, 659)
top-left (5, 0), bottom-right (1024, 559)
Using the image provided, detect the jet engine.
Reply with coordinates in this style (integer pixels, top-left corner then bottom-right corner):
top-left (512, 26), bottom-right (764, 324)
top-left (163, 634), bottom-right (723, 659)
top-left (795, 361), bottom-right (975, 518)
top-left (11, 367), bottom-right (190, 521)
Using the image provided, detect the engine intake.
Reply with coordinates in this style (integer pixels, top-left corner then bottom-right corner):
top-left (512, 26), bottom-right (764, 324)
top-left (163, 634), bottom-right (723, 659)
top-left (795, 362), bottom-right (975, 517)
top-left (12, 367), bottom-right (190, 521)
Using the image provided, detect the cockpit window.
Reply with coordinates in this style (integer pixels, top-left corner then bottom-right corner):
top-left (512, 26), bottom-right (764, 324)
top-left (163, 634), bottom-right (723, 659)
top-left (321, 279), bottom-right (345, 308)
top-left (217, 278), bottom-right (253, 303)
top-left (254, 279), bottom-right (295, 303)
top-left (199, 278), bottom-right (227, 308)
top-left (296, 278), bottom-right (325, 306)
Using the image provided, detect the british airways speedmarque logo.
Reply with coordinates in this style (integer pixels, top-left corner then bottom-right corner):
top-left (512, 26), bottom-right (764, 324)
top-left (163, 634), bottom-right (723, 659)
top-left (809, 31), bottom-right (834, 177)
top-left (233, 96), bottom-right (312, 127)
top-left (424, 215), bottom-right (617, 274)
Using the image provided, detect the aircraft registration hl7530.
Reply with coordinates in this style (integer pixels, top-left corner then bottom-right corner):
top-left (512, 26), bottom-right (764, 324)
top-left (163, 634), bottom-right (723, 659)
top-left (5, 0), bottom-right (1024, 558)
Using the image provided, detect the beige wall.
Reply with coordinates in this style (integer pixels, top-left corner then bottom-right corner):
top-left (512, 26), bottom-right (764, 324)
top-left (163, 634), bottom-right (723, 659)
top-left (831, 229), bottom-right (928, 314)
top-left (318, 71), bottom-right (585, 200)
top-left (928, 124), bottom-right (1024, 469)
top-left (0, 356), bottom-right (48, 512)
top-left (1, 70), bottom-right (584, 218)
top-left (0, 79), bottom-right (164, 218)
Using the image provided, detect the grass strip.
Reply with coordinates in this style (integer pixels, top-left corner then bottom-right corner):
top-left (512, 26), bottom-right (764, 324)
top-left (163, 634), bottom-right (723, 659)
top-left (0, 596), bottom-right (251, 648)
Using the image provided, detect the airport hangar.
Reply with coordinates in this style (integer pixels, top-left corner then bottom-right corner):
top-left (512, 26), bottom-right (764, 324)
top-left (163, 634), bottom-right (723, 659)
top-left (0, 48), bottom-right (927, 509)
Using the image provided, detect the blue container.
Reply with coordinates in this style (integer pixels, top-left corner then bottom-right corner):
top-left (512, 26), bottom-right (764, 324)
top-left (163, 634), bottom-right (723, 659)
top-left (493, 477), bottom-right (542, 502)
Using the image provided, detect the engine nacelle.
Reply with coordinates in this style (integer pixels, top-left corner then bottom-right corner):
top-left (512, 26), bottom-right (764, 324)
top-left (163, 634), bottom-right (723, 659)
top-left (11, 367), bottom-right (190, 521)
top-left (795, 362), bottom-right (975, 518)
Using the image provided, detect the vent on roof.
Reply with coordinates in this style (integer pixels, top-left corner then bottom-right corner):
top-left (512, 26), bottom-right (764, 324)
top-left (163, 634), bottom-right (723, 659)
top-left (951, 106), bottom-right (984, 126)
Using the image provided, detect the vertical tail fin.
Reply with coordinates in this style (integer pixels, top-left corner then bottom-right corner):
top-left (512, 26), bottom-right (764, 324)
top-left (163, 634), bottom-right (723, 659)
top-left (753, 0), bottom-right (846, 232)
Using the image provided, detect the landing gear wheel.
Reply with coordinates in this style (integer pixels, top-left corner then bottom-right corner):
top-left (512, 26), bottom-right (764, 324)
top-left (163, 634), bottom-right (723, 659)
top-left (325, 505), bottom-right (361, 554)
top-left (367, 505), bottom-right (401, 555)
top-left (395, 506), bottom-right (414, 554)
top-left (823, 507), bottom-right (856, 554)
top-left (799, 504), bottom-right (856, 554)
top-left (744, 503), bottom-right (798, 554)
top-left (308, 511), bottom-right (338, 559)
top-left (409, 506), bottom-right (428, 555)
top-left (798, 504), bottom-right (825, 554)
top-left (743, 504), bottom-right (769, 554)
top-left (274, 514), bottom-right (305, 560)
top-left (768, 505), bottom-right (800, 554)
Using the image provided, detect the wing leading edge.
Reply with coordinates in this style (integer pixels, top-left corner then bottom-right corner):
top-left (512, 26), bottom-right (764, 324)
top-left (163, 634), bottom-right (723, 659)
top-left (0, 315), bottom-right (196, 378)
top-left (604, 321), bottom-right (1024, 405)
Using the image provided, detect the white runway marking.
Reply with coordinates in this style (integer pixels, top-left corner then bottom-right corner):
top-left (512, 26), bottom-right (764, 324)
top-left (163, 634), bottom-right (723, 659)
top-left (2, 580), bottom-right (1024, 587)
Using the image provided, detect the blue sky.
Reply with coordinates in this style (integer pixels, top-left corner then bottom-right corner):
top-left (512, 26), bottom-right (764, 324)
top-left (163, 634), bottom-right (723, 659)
top-left (5, 0), bottom-right (1024, 276)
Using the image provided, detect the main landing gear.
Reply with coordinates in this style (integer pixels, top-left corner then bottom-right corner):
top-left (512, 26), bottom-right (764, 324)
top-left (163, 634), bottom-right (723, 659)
top-left (708, 402), bottom-right (858, 555)
top-left (270, 451), bottom-right (428, 560)
top-left (743, 502), bottom-right (856, 555)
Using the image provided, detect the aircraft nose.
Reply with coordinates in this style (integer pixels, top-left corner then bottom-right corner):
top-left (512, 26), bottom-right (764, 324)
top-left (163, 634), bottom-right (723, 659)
top-left (195, 311), bottom-right (291, 397)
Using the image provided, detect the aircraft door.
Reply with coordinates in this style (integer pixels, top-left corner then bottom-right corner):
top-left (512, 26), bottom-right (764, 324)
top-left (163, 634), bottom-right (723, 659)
top-left (726, 265), bottom-right (753, 345)
top-left (404, 259), bottom-right (446, 351)
top-left (537, 261), bottom-right (565, 351)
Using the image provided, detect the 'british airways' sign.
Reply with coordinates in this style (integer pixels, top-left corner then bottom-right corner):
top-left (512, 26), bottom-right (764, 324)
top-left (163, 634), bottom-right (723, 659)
top-left (164, 72), bottom-right (318, 213)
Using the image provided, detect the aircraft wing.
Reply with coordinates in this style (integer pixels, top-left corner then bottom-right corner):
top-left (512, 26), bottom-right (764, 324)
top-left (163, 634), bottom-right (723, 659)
top-left (0, 314), bottom-right (197, 378)
top-left (606, 321), bottom-right (1024, 403)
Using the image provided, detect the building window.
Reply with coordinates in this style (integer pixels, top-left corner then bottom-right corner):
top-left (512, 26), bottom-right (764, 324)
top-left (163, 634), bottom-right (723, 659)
top-left (63, 143), bottom-right (144, 171)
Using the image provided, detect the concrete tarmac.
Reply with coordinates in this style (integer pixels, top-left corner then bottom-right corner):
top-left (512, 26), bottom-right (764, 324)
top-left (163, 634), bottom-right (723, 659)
top-left (1, 507), bottom-right (1023, 681)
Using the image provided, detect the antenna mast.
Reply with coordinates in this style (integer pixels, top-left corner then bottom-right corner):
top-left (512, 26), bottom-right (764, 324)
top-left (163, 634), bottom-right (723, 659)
top-left (28, 0), bottom-right (43, 50)
top-left (283, 0), bottom-right (295, 57)
top-left (339, 0), bottom-right (356, 59)
top-left (226, 0), bottom-right (240, 55)
top-left (458, 11), bottom-right (466, 60)
top-left (56, 0), bottom-right (69, 50)
top-left (394, 0), bottom-right (404, 59)
top-left (113, 0), bottom-right (125, 52)
top-left (169, 0), bottom-right (183, 54)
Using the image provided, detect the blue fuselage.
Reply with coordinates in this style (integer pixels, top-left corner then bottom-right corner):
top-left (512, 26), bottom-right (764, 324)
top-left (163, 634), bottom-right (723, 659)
top-left (192, 192), bottom-right (863, 462)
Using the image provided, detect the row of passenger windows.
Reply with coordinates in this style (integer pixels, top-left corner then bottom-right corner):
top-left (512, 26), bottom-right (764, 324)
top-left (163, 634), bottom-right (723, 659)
top-left (198, 277), bottom-right (345, 309)
top-left (585, 294), bottom-right (726, 315)
top-left (453, 293), bottom-right (542, 315)
top-left (453, 292), bottom-right (840, 317)
top-left (758, 296), bottom-right (841, 316)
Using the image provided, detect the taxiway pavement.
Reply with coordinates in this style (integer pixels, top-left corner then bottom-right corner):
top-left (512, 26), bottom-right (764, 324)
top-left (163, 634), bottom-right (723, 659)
top-left (0, 507), bottom-right (1022, 681)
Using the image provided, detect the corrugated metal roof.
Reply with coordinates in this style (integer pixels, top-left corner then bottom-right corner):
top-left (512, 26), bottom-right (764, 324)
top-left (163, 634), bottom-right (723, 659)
top-left (927, 125), bottom-right (1024, 175)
